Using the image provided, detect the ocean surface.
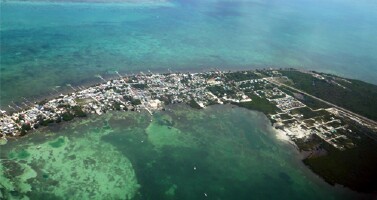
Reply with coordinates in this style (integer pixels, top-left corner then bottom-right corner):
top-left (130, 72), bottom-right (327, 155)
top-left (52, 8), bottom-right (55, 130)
top-left (1, 0), bottom-right (377, 108)
top-left (1, 0), bottom-right (377, 199)
top-left (0, 105), bottom-right (362, 199)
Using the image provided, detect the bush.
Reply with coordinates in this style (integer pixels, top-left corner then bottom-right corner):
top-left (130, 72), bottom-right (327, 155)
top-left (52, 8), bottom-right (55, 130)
top-left (72, 106), bottom-right (87, 117)
top-left (62, 112), bottom-right (74, 121)
top-left (131, 99), bottom-right (142, 106)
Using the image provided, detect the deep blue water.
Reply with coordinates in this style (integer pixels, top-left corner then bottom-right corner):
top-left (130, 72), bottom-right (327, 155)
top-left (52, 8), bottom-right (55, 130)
top-left (1, 0), bottom-right (377, 106)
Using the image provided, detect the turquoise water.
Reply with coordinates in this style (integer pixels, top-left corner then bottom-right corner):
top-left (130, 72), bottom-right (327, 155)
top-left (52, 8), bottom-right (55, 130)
top-left (0, 105), bottom-right (363, 199)
top-left (1, 0), bottom-right (377, 107)
top-left (0, 1), bottom-right (376, 198)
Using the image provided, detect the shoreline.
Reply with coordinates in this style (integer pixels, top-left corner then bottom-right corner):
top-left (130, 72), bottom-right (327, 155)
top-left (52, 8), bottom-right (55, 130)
top-left (0, 104), bottom-right (370, 199)
top-left (273, 128), bottom-right (294, 144)
top-left (1, 64), bottom-right (366, 112)
top-left (1, 104), bottom-right (366, 200)
top-left (1, 68), bottom-right (377, 195)
top-left (0, 65), bottom-right (298, 112)
top-left (2, 67), bottom-right (376, 139)
top-left (0, 66), bottom-right (267, 112)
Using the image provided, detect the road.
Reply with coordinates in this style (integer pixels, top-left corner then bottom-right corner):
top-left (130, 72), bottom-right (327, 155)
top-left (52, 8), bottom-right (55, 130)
top-left (265, 77), bottom-right (377, 128)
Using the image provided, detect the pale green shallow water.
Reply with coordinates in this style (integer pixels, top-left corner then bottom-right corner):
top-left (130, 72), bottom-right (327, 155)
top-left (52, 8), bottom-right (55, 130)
top-left (1, 0), bottom-right (377, 107)
top-left (1, 1), bottom-right (376, 199)
top-left (0, 105), bottom-right (363, 199)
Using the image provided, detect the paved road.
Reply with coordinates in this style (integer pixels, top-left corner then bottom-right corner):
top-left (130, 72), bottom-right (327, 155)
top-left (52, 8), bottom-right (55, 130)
top-left (265, 77), bottom-right (377, 128)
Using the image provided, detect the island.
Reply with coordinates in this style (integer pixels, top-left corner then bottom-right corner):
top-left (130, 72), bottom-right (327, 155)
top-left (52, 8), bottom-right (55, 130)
top-left (1, 68), bottom-right (377, 193)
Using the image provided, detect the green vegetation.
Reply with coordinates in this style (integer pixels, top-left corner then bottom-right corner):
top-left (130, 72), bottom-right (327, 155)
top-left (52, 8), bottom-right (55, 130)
top-left (279, 114), bottom-right (292, 120)
top-left (132, 84), bottom-right (148, 90)
top-left (224, 71), bottom-right (261, 82)
top-left (207, 85), bottom-right (226, 97)
top-left (62, 112), bottom-right (74, 121)
top-left (18, 114), bottom-right (24, 121)
top-left (36, 106), bottom-right (86, 124)
top-left (57, 104), bottom-right (70, 108)
top-left (40, 119), bottom-right (55, 126)
top-left (72, 106), bottom-right (87, 117)
top-left (131, 99), bottom-right (141, 106)
top-left (303, 129), bottom-right (377, 193)
top-left (158, 96), bottom-right (170, 105)
top-left (20, 123), bottom-right (32, 135)
top-left (75, 98), bottom-right (92, 106)
top-left (280, 70), bottom-right (377, 121)
top-left (56, 117), bottom-right (62, 123)
top-left (207, 85), bottom-right (235, 97)
top-left (123, 95), bottom-right (132, 101)
top-left (111, 87), bottom-right (123, 93)
top-left (290, 107), bottom-right (329, 119)
top-left (113, 102), bottom-right (122, 111)
top-left (123, 95), bottom-right (141, 106)
top-left (234, 93), bottom-right (278, 114)
top-left (187, 99), bottom-right (202, 109)
top-left (301, 94), bottom-right (331, 109)
top-left (35, 114), bottom-right (54, 126)
top-left (180, 77), bottom-right (190, 84)
top-left (293, 134), bottom-right (323, 151)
